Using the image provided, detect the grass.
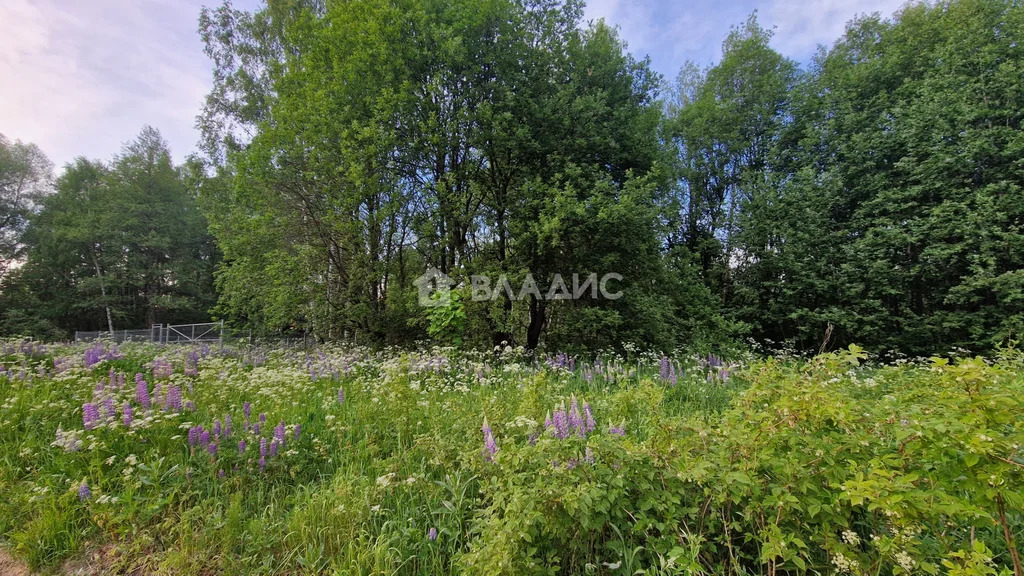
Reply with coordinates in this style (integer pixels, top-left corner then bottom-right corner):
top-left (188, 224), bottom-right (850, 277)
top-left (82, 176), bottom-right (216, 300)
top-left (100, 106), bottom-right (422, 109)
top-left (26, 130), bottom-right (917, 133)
top-left (0, 340), bottom-right (1021, 575)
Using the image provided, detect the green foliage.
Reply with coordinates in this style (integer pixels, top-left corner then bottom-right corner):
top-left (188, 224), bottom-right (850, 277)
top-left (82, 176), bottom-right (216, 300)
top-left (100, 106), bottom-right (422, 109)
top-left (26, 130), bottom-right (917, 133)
top-left (1, 341), bottom-right (1020, 574)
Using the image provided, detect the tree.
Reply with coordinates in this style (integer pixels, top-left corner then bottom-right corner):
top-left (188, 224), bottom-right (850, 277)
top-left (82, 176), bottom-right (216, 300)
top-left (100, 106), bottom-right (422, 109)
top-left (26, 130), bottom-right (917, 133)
top-left (0, 128), bottom-right (218, 338)
top-left (0, 134), bottom-right (51, 279)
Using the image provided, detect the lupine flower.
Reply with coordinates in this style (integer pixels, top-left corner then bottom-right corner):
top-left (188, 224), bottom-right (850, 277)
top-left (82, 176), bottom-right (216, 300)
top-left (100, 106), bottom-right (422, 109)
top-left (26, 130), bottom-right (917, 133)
top-left (428, 527), bottom-right (438, 541)
top-left (259, 457), bottom-right (266, 471)
top-left (218, 469), bottom-right (225, 478)
top-left (274, 422), bottom-right (286, 445)
top-left (165, 384), bottom-right (182, 412)
top-left (213, 420), bottom-right (222, 438)
top-left (200, 430), bottom-right (211, 447)
top-left (135, 375), bottom-right (150, 409)
top-left (293, 423), bottom-right (301, 440)
top-left (549, 405), bottom-right (569, 439)
top-left (337, 386), bottom-right (345, 404)
top-left (584, 447), bottom-right (595, 464)
top-left (583, 402), bottom-right (595, 433)
top-left (568, 395), bottom-right (584, 436)
top-left (238, 440), bottom-right (246, 454)
top-left (102, 396), bottom-right (116, 421)
top-left (259, 438), bottom-right (268, 459)
top-left (122, 402), bottom-right (133, 427)
top-left (82, 403), bottom-right (100, 430)
top-left (660, 356), bottom-right (670, 380)
top-left (269, 439), bottom-right (279, 457)
top-left (482, 417), bottom-right (498, 461)
top-left (77, 480), bottom-right (91, 501)
top-left (609, 423), bottom-right (625, 437)
top-left (188, 426), bottom-right (202, 448)
top-left (185, 400), bottom-right (196, 412)
top-left (259, 413), bottom-right (267, 424)
top-left (224, 414), bottom-right (232, 437)
top-left (668, 363), bottom-right (677, 386)
top-left (208, 442), bottom-right (218, 455)
top-left (243, 401), bottom-right (252, 420)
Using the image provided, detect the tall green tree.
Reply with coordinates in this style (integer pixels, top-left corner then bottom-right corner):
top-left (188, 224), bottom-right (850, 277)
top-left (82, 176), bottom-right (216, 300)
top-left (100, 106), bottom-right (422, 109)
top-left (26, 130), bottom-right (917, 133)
top-left (0, 134), bottom-right (51, 279)
top-left (0, 128), bottom-right (218, 337)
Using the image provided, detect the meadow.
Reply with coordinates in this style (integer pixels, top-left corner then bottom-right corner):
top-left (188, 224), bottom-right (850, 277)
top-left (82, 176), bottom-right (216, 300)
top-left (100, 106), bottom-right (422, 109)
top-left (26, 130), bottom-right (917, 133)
top-left (0, 340), bottom-right (1021, 575)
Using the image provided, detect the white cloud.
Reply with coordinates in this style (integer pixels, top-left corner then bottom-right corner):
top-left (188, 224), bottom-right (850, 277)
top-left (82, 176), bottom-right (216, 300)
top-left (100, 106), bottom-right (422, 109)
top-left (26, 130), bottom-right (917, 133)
top-left (765, 0), bottom-right (907, 56)
top-left (0, 0), bottom-right (213, 169)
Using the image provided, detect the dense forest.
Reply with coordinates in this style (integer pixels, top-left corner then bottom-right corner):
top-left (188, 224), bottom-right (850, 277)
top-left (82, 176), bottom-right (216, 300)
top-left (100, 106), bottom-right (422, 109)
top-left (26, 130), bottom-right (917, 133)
top-left (1, 0), bottom-right (1022, 355)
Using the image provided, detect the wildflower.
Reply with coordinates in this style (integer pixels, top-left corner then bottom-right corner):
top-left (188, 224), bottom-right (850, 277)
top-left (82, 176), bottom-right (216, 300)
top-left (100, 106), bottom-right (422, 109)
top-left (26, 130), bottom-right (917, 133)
top-left (274, 421), bottom-right (286, 445)
top-left (568, 395), bottom-right (584, 436)
top-left (337, 386), bottom-right (345, 404)
top-left (135, 374), bottom-right (150, 409)
top-left (213, 420), bottom-right (222, 438)
top-left (82, 403), bottom-right (100, 429)
top-left (224, 414), bottom-right (232, 437)
top-left (200, 430), bottom-right (211, 447)
top-left (609, 423), bottom-right (625, 437)
top-left (77, 480), bottom-right (91, 501)
top-left (428, 527), bottom-right (438, 541)
top-left (293, 423), bottom-right (301, 440)
top-left (208, 442), bottom-right (218, 455)
top-left (238, 440), bottom-right (246, 454)
top-left (188, 426), bottom-right (202, 448)
top-left (165, 384), bottom-right (182, 412)
top-left (584, 447), bottom-right (594, 464)
top-left (259, 438), bottom-right (268, 459)
top-left (270, 439), bottom-right (279, 457)
top-left (243, 401), bottom-right (252, 420)
top-left (122, 402), bottom-right (133, 427)
top-left (482, 417), bottom-right (498, 461)
top-left (583, 402), bottom-right (595, 433)
top-left (103, 396), bottom-right (116, 420)
top-left (218, 469), bottom-right (225, 478)
top-left (660, 356), bottom-right (669, 380)
top-left (259, 457), bottom-right (266, 471)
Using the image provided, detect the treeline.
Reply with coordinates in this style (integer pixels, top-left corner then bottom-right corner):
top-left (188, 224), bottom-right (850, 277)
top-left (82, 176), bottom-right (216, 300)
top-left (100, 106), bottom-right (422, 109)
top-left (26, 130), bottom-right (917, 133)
top-left (0, 128), bottom-right (217, 339)
top-left (2, 0), bottom-right (1022, 354)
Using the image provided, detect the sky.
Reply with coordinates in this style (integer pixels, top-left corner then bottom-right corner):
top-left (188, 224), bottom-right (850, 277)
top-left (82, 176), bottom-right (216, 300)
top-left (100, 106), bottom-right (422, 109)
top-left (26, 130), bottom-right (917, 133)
top-left (0, 0), bottom-right (908, 171)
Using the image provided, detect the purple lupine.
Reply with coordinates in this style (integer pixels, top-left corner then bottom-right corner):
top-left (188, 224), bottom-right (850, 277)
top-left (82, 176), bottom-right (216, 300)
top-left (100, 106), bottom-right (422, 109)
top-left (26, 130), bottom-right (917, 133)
top-left (82, 403), bottom-right (100, 430)
top-left (165, 384), bottom-right (182, 412)
top-left (77, 480), bottom-right (91, 501)
top-left (188, 426), bottom-right (202, 448)
top-left (583, 402), bottom-right (595, 433)
top-left (269, 439), bottom-right (279, 457)
top-left (660, 356), bottom-right (670, 380)
top-left (584, 447), bottom-right (595, 464)
top-left (550, 405), bottom-right (569, 439)
top-left (428, 527), bottom-right (438, 541)
top-left (218, 469), bottom-right (225, 478)
top-left (238, 440), bottom-right (246, 454)
top-left (668, 363), bottom-right (677, 386)
top-left (274, 421), bottom-right (286, 444)
top-left (223, 414), bottom-right (232, 437)
top-left (481, 417), bottom-right (498, 462)
top-left (208, 442), bottom-right (218, 455)
top-left (568, 396), bottom-right (584, 436)
top-left (135, 374), bottom-right (150, 409)
top-left (122, 402), bottom-right (133, 427)
top-left (243, 401), bottom-right (252, 420)
top-left (259, 457), bottom-right (266, 471)
top-left (609, 423), bottom-right (625, 437)
top-left (259, 438), bottom-right (268, 459)
top-left (103, 396), bottom-right (116, 420)
top-left (337, 386), bottom-right (345, 404)
top-left (200, 430), bottom-right (211, 447)
top-left (213, 420), bottom-right (222, 438)
top-left (185, 400), bottom-right (195, 412)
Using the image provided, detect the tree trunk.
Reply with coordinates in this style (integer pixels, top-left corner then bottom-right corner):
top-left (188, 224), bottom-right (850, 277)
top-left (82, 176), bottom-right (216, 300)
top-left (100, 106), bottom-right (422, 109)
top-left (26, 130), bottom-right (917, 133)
top-left (90, 246), bottom-right (114, 335)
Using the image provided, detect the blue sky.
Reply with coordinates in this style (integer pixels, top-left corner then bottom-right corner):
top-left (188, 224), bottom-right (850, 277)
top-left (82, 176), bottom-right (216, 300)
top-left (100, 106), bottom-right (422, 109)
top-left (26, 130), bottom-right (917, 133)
top-left (0, 0), bottom-right (907, 170)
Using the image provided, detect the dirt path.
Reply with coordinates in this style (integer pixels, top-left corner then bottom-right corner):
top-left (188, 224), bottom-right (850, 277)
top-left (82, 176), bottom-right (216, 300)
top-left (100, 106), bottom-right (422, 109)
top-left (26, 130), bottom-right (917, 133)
top-left (0, 548), bottom-right (29, 576)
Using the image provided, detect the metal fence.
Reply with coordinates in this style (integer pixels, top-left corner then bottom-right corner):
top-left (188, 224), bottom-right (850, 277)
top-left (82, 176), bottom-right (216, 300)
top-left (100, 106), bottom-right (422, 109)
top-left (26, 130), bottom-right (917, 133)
top-left (75, 322), bottom-right (224, 345)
